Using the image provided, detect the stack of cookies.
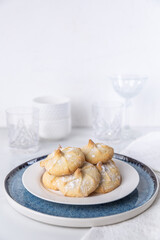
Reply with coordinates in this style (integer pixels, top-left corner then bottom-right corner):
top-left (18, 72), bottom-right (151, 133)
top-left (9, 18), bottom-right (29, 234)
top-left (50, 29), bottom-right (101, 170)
top-left (40, 139), bottom-right (121, 197)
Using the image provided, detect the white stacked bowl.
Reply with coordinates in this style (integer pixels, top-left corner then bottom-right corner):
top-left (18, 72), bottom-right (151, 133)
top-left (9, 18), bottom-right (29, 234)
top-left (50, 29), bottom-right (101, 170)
top-left (33, 96), bottom-right (71, 140)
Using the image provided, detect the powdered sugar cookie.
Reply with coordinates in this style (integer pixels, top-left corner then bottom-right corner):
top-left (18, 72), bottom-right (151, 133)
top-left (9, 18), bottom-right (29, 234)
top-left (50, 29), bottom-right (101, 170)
top-left (56, 162), bottom-right (101, 197)
top-left (40, 146), bottom-right (85, 177)
top-left (95, 160), bottom-right (121, 194)
top-left (81, 139), bottom-right (114, 164)
top-left (41, 171), bottom-right (58, 191)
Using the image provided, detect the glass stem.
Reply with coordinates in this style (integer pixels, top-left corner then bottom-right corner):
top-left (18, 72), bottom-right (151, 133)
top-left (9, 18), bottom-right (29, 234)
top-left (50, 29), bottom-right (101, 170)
top-left (124, 98), bottom-right (131, 129)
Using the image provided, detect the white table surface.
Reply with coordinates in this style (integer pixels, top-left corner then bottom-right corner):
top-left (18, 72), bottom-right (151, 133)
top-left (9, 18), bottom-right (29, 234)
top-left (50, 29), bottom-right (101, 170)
top-left (0, 127), bottom-right (159, 240)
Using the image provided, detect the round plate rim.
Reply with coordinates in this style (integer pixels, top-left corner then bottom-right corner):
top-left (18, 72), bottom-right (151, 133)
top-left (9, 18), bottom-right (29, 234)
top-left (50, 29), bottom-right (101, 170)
top-left (21, 158), bottom-right (140, 205)
top-left (4, 153), bottom-right (159, 228)
top-left (4, 176), bottom-right (159, 228)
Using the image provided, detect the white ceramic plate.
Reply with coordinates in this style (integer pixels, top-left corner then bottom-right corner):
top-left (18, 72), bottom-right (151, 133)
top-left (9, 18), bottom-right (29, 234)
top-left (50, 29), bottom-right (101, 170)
top-left (22, 159), bottom-right (139, 205)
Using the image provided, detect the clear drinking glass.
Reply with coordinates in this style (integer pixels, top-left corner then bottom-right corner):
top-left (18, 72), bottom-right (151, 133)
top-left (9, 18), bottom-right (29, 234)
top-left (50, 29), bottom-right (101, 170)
top-left (6, 107), bottom-right (39, 152)
top-left (110, 74), bottom-right (147, 138)
top-left (92, 102), bottom-right (123, 141)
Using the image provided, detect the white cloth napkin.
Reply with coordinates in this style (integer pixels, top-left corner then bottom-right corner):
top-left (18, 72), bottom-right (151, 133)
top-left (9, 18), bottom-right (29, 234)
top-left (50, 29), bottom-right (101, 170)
top-left (121, 131), bottom-right (160, 172)
top-left (81, 132), bottom-right (160, 240)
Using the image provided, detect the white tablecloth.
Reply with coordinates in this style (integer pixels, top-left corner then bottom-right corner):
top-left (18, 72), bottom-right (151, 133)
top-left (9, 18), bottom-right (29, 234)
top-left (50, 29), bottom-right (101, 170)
top-left (82, 132), bottom-right (160, 240)
top-left (1, 127), bottom-right (160, 240)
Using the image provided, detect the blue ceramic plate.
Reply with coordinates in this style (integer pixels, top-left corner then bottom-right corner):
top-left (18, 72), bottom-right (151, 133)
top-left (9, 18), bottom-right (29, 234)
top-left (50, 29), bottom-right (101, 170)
top-left (4, 154), bottom-right (159, 228)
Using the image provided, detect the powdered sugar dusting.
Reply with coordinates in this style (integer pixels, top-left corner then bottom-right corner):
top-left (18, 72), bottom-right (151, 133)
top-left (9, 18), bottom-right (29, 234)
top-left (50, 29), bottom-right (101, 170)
top-left (65, 178), bottom-right (80, 190)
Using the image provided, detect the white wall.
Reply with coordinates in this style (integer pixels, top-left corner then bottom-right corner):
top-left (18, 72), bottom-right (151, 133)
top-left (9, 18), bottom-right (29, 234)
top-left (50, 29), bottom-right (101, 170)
top-left (0, 0), bottom-right (160, 127)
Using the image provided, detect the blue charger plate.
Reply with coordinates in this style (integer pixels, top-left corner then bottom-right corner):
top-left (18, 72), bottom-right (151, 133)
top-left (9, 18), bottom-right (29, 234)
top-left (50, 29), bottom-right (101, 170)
top-left (4, 154), bottom-right (159, 227)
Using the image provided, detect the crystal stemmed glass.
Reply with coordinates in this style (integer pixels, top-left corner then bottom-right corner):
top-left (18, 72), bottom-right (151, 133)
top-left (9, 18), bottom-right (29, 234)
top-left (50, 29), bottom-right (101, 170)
top-left (110, 74), bottom-right (147, 138)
